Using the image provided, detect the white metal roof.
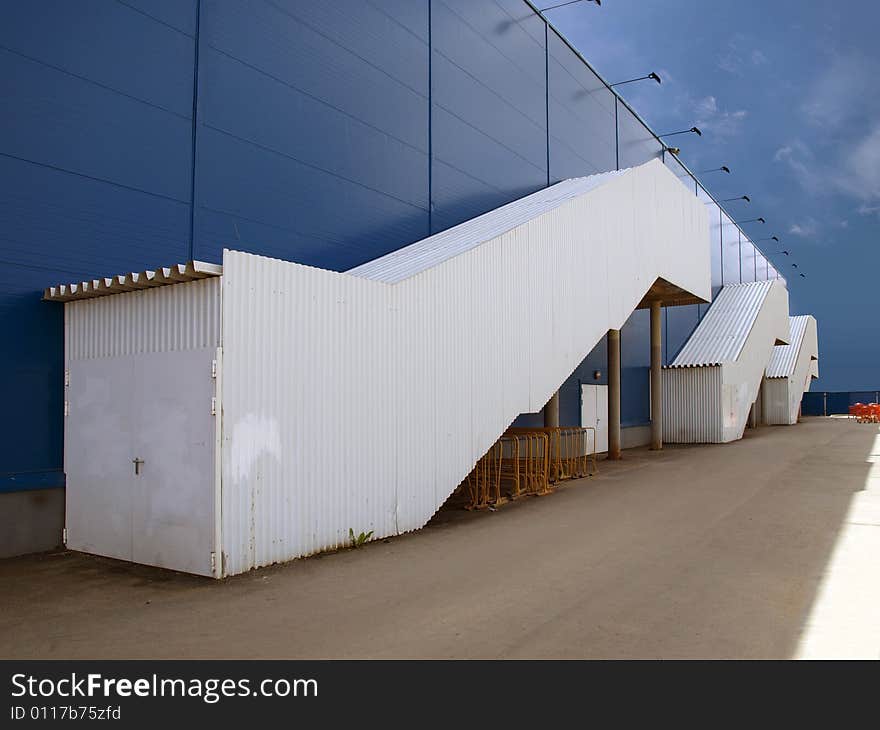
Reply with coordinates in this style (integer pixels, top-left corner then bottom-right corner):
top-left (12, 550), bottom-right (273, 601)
top-left (43, 261), bottom-right (222, 302)
top-left (347, 170), bottom-right (623, 283)
top-left (668, 280), bottom-right (780, 367)
top-left (766, 315), bottom-right (814, 378)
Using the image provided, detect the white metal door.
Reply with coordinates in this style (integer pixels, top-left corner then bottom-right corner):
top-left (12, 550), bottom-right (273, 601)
top-left (130, 348), bottom-right (217, 576)
top-left (65, 356), bottom-right (135, 562)
top-left (65, 348), bottom-right (217, 576)
top-left (581, 384), bottom-right (609, 453)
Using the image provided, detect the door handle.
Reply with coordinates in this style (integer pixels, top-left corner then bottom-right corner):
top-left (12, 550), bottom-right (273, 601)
top-left (132, 458), bottom-right (144, 475)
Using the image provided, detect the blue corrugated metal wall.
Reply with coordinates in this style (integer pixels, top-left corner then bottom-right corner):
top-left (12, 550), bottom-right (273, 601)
top-left (0, 0), bottom-right (779, 491)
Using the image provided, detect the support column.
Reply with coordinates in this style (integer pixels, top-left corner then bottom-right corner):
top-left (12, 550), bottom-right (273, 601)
top-left (650, 301), bottom-right (663, 451)
top-left (543, 390), bottom-right (560, 428)
top-left (608, 328), bottom-right (621, 460)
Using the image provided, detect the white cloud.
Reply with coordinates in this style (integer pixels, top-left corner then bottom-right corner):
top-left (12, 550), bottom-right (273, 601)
top-left (773, 141), bottom-right (822, 194)
top-left (789, 220), bottom-right (819, 237)
top-left (801, 53), bottom-right (880, 128)
top-left (693, 95), bottom-right (748, 138)
top-left (695, 95), bottom-right (718, 117)
top-left (837, 125), bottom-right (880, 202)
top-left (717, 35), bottom-right (770, 74)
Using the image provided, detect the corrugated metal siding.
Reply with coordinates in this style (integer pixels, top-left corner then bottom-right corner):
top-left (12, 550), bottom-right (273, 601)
top-left (220, 158), bottom-right (710, 575)
top-left (663, 366), bottom-right (723, 443)
top-left (66, 278), bottom-right (220, 361)
top-left (766, 315), bottom-right (811, 378)
top-left (763, 314), bottom-right (819, 425)
top-left (348, 171), bottom-right (620, 282)
top-left (670, 280), bottom-right (777, 367)
top-left (662, 279), bottom-right (790, 443)
top-left (762, 378), bottom-right (791, 425)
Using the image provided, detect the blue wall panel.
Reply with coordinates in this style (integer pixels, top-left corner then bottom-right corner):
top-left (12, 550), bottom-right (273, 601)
top-left (720, 213), bottom-right (741, 286)
top-left (0, 1), bottom-right (195, 486)
top-left (700, 187), bottom-right (724, 297)
top-left (547, 31), bottom-right (616, 182)
top-left (621, 367), bottom-right (650, 427)
top-left (665, 304), bottom-right (701, 365)
top-left (741, 239), bottom-right (757, 283)
top-left (620, 309), bottom-right (650, 425)
top-left (430, 0), bottom-right (547, 231)
top-left (195, 0), bottom-right (430, 269)
top-left (617, 103), bottom-right (663, 168)
top-left (0, 0), bottom-right (773, 491)
top-left (756, 252), bottom-right (769, 281)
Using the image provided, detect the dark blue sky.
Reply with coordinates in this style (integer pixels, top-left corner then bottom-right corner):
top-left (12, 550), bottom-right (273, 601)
top-left (551, 0), bottom-right (880, 391)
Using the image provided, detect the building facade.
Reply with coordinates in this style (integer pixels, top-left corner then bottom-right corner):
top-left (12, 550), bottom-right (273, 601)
top-left (1, 0), bottom-right (783, 557)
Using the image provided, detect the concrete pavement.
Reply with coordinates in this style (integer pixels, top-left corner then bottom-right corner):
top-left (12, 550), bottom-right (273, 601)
top-left (1, 417), bottom-right (877, 659)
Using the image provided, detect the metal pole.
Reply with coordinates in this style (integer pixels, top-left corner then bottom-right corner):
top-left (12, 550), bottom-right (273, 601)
top-left (608, 329), bottom-right (621, 460)
top-left (543, 390), bottom-right (560, 428)
top-left (650, 301), bottom-right (662, 450)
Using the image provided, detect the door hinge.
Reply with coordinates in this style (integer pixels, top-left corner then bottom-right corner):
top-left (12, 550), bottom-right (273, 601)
top-left (211, 397), bottom-right (216, 415)
top-left (211, 359), bottom-right (217, 379)
top-left (64, 369), bottom-right (70, 386)
top-left (210, 551), bottom-right (217, 574)
top-left (64, 401), bottom-right (69, 416)
top-left (62, 528), bottom-right (67, 544)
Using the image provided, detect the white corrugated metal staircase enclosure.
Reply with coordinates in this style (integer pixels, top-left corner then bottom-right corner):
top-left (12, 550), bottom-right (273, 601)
top-left (762, 315), bottom-right (819, 425)
top-left (662, 279), bottom-right (790, 443)
top-left (53, 159), bottom-right (711, 576)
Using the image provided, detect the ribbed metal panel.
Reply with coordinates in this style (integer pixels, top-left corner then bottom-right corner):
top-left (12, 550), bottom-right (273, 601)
top-left (763, 314), bottom-right (819, 425)
top-left (219, 158), bottom-right (711, 575)
top-left (663, 279), bottom-right (790, 443)
top-left (762, 378), bottom-right (791, 426)
top-left (669, 280), bottom-right (778, 367)
top-left (347, 171), bottom-right (622, 283)
top-left (766, 315), bottom-right (811, 378)
top-left (66, 277), bottom-right (221, 361)
top-left (662, 366), bottom-right (723, 443)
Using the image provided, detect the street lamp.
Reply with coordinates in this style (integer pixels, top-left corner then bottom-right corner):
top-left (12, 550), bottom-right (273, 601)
top-left (611, 72), bottom-right (661, 87)
top-left (736, 217), bottom-right (766, 225)
top-left (755, 236), bottom-right (780, 243)
top-left (701, 166), bottom-right (730, 174)
top-left (721, 196), bottom-right (751, 204)
top-left (660, 126), bottom-right (702, 138)
top-left (538, 0), bottom-right (600, 11)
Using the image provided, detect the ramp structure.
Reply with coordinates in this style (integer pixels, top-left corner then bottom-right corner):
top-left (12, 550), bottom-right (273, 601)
top-left (762, 315), bottom-right (819, 425)
top-left (662, 280), bottom-right (790, 444)
top-left (51, 159), bottom-right (711, 576)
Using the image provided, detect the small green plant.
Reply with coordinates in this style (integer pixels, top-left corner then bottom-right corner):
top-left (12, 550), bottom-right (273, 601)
top-left (349, 528), bottom-right (374, 549)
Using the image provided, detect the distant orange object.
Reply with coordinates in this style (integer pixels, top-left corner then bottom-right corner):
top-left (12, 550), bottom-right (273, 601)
top-left (851, 402), bottom-right (880, 423)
